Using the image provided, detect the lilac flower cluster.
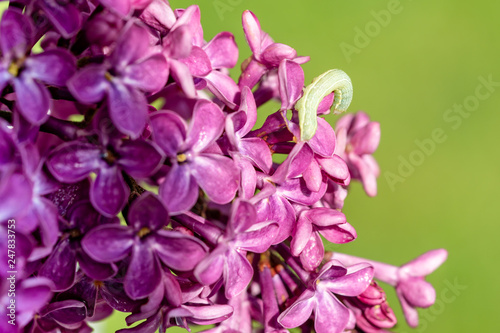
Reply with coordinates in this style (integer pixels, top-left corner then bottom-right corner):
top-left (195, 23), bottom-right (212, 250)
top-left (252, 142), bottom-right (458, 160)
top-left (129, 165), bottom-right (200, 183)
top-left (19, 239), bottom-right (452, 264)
top-left (0, 2), bottom-right (447, 333)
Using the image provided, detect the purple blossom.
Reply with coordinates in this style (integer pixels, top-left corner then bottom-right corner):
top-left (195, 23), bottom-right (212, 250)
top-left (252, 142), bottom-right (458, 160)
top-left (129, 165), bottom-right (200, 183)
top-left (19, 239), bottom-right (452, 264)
top-left (82, 192), bottom-right (207, 299)
top-left (193, 200), bottom-right (278, 298)
top-left (150, 99), bottom-right (239, 214)
top-left (68, 21), bottom-right (168, 139)
top-left (0, 9), bottom-right (76, 125)
top-left (278, 260), bottom-right (374, 333)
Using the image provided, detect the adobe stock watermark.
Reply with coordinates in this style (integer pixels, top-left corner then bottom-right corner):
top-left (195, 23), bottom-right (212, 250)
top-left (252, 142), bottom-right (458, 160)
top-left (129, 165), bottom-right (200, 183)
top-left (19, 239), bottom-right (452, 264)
top-left (340, 0), bottom-right (412, 63)
top-left (213, 0), bottom-right (244, 21)
top-left (400, 277), bottom-right (467, 333)
top-left (384, 74), bottom-right (499, 191)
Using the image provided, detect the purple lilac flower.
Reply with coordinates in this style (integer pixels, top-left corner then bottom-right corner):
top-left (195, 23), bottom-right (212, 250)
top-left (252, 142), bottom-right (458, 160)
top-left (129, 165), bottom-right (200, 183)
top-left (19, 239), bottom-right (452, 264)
top-left (68, 21), bottom-right (168, 139)
top-left (278, 260), bottom-right (374, 333)
top-left (150, 99), bottom-right (239, 214)
top-left (335, 111), bottom-right (381, 196)
top-left (0, 9), bottom-right (76, 125)
top-left (47, 116), bottom-right (164, 216)
top-left (82, 192), bottom-right (207, 299)
top-left (331, 249), bottom-right (448, 327)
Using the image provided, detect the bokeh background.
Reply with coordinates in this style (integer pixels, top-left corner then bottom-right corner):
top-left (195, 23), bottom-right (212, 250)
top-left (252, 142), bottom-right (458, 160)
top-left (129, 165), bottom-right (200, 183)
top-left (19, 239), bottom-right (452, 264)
top-left (4, 0), bottom-right (496, 331)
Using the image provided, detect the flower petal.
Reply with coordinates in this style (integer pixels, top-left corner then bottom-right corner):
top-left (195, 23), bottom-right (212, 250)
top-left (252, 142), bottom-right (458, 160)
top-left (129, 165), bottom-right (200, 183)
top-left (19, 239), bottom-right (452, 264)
top-left (117, 139), bottom-right (164, 178)
top-left (108, 81), bottom-right (148, 139)
top-left (81, 224), bottom-right (135, 262)
top-left (314, 288), bottom-right (350, 333)
top-left (127, 192), bottom-right (168, 231)
top-left (124, 54), bottom-right (169, 92)
top-left (0, 9), bottom-right (33, 57)
top-left (39, 238), bottom-right (76, 291)
top-left (204, 70), bottom-right (239, 109)
top-left (14, 75), bottom-right (50, 125)
top-left (47, 141), bottom-right (101, 183)
top-left (159, 163), bottom-right (198, 214)
top-left (278, 59), bottom-right (304, 111)
top-left (278, 288), bottom-right (316, 328)
top-left (125, 241), bottom-right (162, 299)
top-left (185, 100), bottom-right (225, 152)
top-left (67, 65), bottom-right (108, 104)
top-left (191, 154), bottom-right (238, 204)
top-left (152, 230), bottom-right (207, 271)
top-left (194, 246), bottom-right (226, 286)
top-left (321, 262), bottom-right (374, 297)
top-left (233, 221), bottom-right (278, 253)
top-left (150, 110), bottom-right (187, 157)
top-left (90, 165), bottom-right (130, 217)
top-left (25, 49), bottom-right (76, 86)
top-left (224, 249), bottom-right (253, 298)
top-left (204, 32), bottom-right (238, 69)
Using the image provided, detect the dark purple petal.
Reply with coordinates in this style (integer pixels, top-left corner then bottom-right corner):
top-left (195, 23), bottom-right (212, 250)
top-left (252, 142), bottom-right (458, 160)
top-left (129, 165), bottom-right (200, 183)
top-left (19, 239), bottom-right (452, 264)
top-left (128, 192), bottom-right (168, 231)
top-left (39, 0), bottom-right (81, 37)
top-left (224, 249), bottom-right (253, 298)
top-left (124, 54), bottom-right (169, 92)
top-left (169, 59), bottom-right (196, 98)
top-left (77, 250), bottom-right (117, 280)
top-left (47, 141), bottom-right (101, 183)
top-left (152, 230), bottom-right (207, 271)
top-left (14, 75), bottom-right (50, 125)
top-left (25, 49), bottom-right (76, 86)
top-left (125, 241), bottom-right (162, 299)
top-left (117, 140), bottom-right (164, 178)
top-left (17, 277), bottom-right (53, 315)
top-left (159, 163), bottom-right (198, 214)
top-left (191, 154), bottom-right (238, 204)
top-left (400, 249), bottom-right (448, 277)
top-left (39, 238), bottom-right (76, 291)
top-left (90, 165), bottom-right (130, 217)
top-left (0, 9), bottom-right (33, 58)
top-left (67, 65), bottom-right (108, 104)
top-left (150, 111), bottom-right (187, 157)
top-left (82, 224), bottom-right (135, 262)
top-left (108, 81), bottom-right (148, 139)
top-left (204, 32), bottom-right (238, 69)
top-left (0, 171), bottom-right (32, 221)
top-left (185, 100), bottom-right (225, 152)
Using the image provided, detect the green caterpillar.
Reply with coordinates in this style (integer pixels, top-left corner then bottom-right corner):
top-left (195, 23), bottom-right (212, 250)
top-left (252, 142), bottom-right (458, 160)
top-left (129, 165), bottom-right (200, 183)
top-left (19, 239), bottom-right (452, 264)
top-left (296, 69), bottom-right (353, 141)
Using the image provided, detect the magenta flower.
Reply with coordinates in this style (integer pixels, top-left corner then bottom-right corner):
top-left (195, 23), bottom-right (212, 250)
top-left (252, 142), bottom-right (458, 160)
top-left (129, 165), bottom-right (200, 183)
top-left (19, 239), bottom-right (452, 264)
top-left (291, 207), bottom-right (356, 271)
top-left (150, 100), bottom-right (239, 214)
top-left (68, 21), bottom-right (168, 139)
top-left (331, 249), bottom-right (448, 327)
top-left (278, 260), bottom-right (374, 333)
top-left (82, 193), bottom-right (207, 299)
top-left (47, 122), bottom-right (164, 217)
top-left (194, 200), bottom-right (278, 298)
top-left (335, 111), bottom-right (381, 196)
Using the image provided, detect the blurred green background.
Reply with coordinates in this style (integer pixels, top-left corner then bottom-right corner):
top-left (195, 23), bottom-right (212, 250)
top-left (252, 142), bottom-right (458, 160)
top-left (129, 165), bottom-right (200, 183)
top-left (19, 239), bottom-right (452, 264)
top-left (4, 0), bottom-right (495, 331)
